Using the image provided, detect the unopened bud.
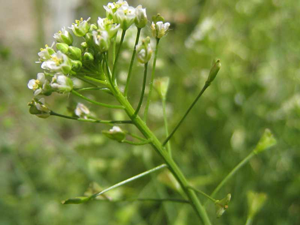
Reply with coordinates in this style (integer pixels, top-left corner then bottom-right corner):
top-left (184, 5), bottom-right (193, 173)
top-left (53, 27), bottom-right (73, 45)
top-left (215, 194), bottom-right (231, 218)
top-left (68, 46), bottom-right (82, 60)
top-left (253, 129), bottom-right (276, 154)
top-left (102, 126), bottom-right (126, 142)
top-left (71, 60), bottom-right (82, 71)
top-left (137, 37), bottom-right (153, 64)
top-left (56, 43), bottom-right (69, 54)
top-left (152, 13), bottom-right (165, 23)
top-left (62, 196), bottom-right (91, 204)
top-left (28, 98), bottom-right (51, 118)
top-left (206, 59), bottom-right (221, 85)
top-left (83, 52), bottom-right (94, 61)
top-left (135, 5), bottom-right (147, 28)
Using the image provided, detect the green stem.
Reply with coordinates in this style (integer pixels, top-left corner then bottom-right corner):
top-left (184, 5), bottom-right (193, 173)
top-left (112, 29), bottom-right (126, 82)
top-left (81, 76), bottom-right (108, 86)
top-left (134, 62), bottom-right (148, 117)
top-left (121, 139), bottom-right (151, 146)
top-left (188, 186), bottom-right (217, 203)
top-left (210, 151), bottom-right (255, 199)
top-left (162, 97), bottom-right (172, 156)
top-left (112, 85), bottom-right (211, 225)
top-left (71, 90), bottom-right (124, 109)
top-left (128, 133), bottom-right (148, 142)
top-left (245, 217), bottom-right (253, 225)
top-left (144, 38), bottom-right (160, 122)
top-left (50, 111), bottom-right (132, 124)
top-left (112, 35), bottom-right (117, 63)
top-left (98, 198), bottom-right (190, 204)
top-left (124, 28), bottom-right (141, 97)
top-left (163, 82), bottom-right (210, 146)
top-left (75, 87), bottom-right (112, 95)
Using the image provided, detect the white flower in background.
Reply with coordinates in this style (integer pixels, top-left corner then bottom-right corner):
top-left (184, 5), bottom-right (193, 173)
top-left (37, 44), bottom-right (55, 63)
top-left (28, 98), bottom-right (51, 118)
top-left (137, 37), bottom-right (153, 64)
top-left (103, 0), bottom-right (129, 20)
top-left (92, 30), bottom-right (111, 52)
top-left (41, 51), bottom-right (72, 74)
top-left (27, 73), bottom-right (52, 96)
top-left (97, 17), bottom-right (120, 38)
top-left (75, 103), bottom-right (90, 119)
top-left (151, 21), bottom-right (171, 39)
top-left (69, 17), bottom-right (91, 37)
top-left (53, 27), bottom-right (73, 45)
top-left (135, 5), bottom-right (147, 28)
top-left (110, 126), bottom-right (122, 133)
top-left (50, 73), bottom-right (73, 93)
top-left (115, 5), bottom-right (136, 30)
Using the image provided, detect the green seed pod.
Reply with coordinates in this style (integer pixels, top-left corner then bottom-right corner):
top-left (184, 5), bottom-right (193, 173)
top-left (83, 52), bottom-right (94, 62)
top-left (68, 46), bottom-right (82, 60)
top-left (56, 43), bottom-right (69, 54)
top-left (253, 129), bottom-right (276, 154)
top-left (62, 196), bottom-right (91, 204)
top-left (206, 59), bottom-right (221, 85)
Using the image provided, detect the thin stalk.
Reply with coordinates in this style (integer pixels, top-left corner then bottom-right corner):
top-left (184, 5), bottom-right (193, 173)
top-left (73, 76), bottom-right (98, 87)
top-left (112, 29), bottom-right (126, 82)
top-left (112, 84), bottom-right (212, 225)
top-left (162, 97), bottom-right (171, 156)
top-left (128, 133), bottom-right (148, 142)
top-left (210, 151), bottom-right (255, 199)
top-left (134, 63), bottom-right (148, 117)
top-left (124, 28), bottom-right (141, 97)
top-left (144, 38), bottom-right (160, 122)
top-left (81, 76), bottom-right (107, 86)
top-left (98, 198), bottom-right (190, 204)
top-left (188, 186), bottom-right (216, 203)
top-left (163, 82), bottom-right (210, 146)
top-left (71, 90), bottom-right (124, 109)
top-left (122, 139), bottom-right (151, 146)
top-left (75, 87), bottom-right (112, 95)
top-left (245, 217), bottom-right (253, 225)
top-left (112, 35), bottom-right (117, 63)
top-left (50, 111), bottom-right (132, 124)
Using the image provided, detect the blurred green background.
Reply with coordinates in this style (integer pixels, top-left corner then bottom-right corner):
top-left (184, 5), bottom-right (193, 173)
top-left (1, 0), bottom-right (299, 224)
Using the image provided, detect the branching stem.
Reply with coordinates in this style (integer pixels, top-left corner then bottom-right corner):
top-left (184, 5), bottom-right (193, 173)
top-left (134, 63), bottom-right (148, 117)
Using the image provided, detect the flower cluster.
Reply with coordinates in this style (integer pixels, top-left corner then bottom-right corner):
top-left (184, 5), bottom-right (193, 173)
top-left (27, 0), bottom-right (171, 117)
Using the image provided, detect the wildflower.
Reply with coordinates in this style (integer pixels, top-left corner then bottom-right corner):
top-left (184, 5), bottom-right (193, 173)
top-left (53, 27), bottom-right (73, 45)
top-left (97, 17), bottom-right (120, 38)
top-left (37, 44), bottom-right (55, 63)
top-left (50, 74), bottom-right (73, 93)
top-left (75, 103), bottom-right (90, 119)
top-left (41, 51), bottom-right (72, 74)
top-left (135, 5), bottom-right (147, 28)
top-left (253, 129), bottom-right (277, 154)
top-left (115, 5), bottom-right (136, 30)
top-left (154, 77), bottom-right (170, 99)
top-left (136, 37), bottom-right (153, 64)
top-left (151, 21), bottom-right (170, 39)
top-left (28, 98), bottom-right (51, 118)
top-left (27, 73), bottom-right (52, 96)
top-left (69, 18), bottom-right (91, 37)
top-left (92, 30), bottom-right (111, 52)
top-left (215, 194), bottom-right (231, 218)
top-left (103, 0), bottom-right (129, 20)
top-left (102, 126), bottom-right (126, 142)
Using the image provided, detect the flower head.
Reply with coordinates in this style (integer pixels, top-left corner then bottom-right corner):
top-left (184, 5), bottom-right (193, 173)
top-left (92, 30), bottom-right (111, 52)
top-left (50, 74), bottom-right (73, 93)
top-left (151, 21), bottom-right (170, 39)
top-left (136, 37), bottom-right (153, 64)
top-left (97, 17), bottom-right (120, 38)
top-left (41, 51), bottom-right (72, 74)
top-left (37, 44), bottom-right (55, 63)
top-left (27, 73), bottom-right (52, 96)
top-left (135, 5), bottom-right (147, 28)
top-left (75, 103), bottom-right (90, 119)
top-left (103, 0), bottom-right (129, 20)
top-left (28, 98), bottom-right (51, 118)
top-left (115, 5), bottom-right (136, 30)
top-left (69, 17), bottom-right (91, 37)
top-left (53, 27), bottom-right (73, 45)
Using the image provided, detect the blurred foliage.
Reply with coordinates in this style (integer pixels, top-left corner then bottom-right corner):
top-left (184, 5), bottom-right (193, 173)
top-left (1, 0), bottom-right (299, 224)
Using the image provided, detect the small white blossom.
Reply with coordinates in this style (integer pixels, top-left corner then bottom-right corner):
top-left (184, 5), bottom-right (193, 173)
top-left (53, 27), bottom-right (73, 45)
top-left (97, 17), bottom-right (120, 38)
top-left (151, 21), bottom-right (171, 39)
top-left (28, 98), bottom-right (51, 118)
top-left (75, 103), bottom-right (90, 119)
top-left (135, 5), bottom-right (147, 28)
top-left (103, 0), bottom-right (129, 20)
top-left (92, 30), bottom-right (111, 52)
top-left (115, 5), bottom-right (136, 30)
top-left (41, 51), bottom-right (72, 74)
top-left (137, 37), bottom-right (153, 64)
top-left (69, 17), bottom-right (91, 37)
top-left (110, 126), bottom-right (122, 133)
top-left (27, 73), bottom-right (52, 96)
top-left (50, 73), bottom-right (73, 93)
top-left (37, 43), bottom-right (55, 63)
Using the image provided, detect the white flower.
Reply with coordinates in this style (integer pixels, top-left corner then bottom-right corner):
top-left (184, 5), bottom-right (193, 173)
top-left (135, 5), bottom-right (147, 28)
top-left (27, 73), bottom-right (52, 96)
top-left (137, 37), bottom-right (153, 64)
top-left (37, 43), bottom-right (55, 63)
top-left (28, 98), bottom-right (51, 118)
top-left (75, 103), bottom-right (90, 119)
top-left (115, 5), bottom-right (136, 30)
top-left (69, 17), bottom-right (91, 37)
top-left (53, 27), bottom-right (73, 45)
top-left (110, 126), bottom-right (122, 133)
top-left (103, 0), bottom-right (129, 20)
top-left (50, 73), bottom-right (73, 93)
top-left (151, 21), bottom-right (171, 39)
top-left (92, 30), bottom-right (111, 52)
top-left (41, 51), bottom-right (72, 74)
top-left (97, 17), bottom-right (120, 38)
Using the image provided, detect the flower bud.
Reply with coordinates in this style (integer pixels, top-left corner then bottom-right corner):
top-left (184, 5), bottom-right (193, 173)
top-left (68, 46), bottom-right (82, 60)
top-left (50, 74), bottom-right (73, 94)
top-left (92, 30), bottom-right (111, 52)
top-left (206, 59), bottom-right (221, 85)
top-left (136, 37), bottom-right (153, 64)
top-left (69, 17), bottom-right (91, 37)
top-left (154, 77), bottom-right (170, 99)
top-left (253, 129), bottom-right (276, 154)
top-left (62, 196), bottom-right (91, 204)
top-left (102, 126), bottom-right (126, 142)
top-left (83, 52), bottom-right (94, 61)
top-left (41, 51), bottom-right (72, 74)
top-left (27, 73), bottom-right (52, 96)
top-left (71, 60), bottom-right (82, 71)
top-left (56, 43), bottom-right (69, 54)
top-left (135, 5), bottom-right (147, 28)
top-left (53, 27), bottom-right (73, 45)
top-left (215, 194), bottom-right (231, 218)
top-left (115, 5), bottom-right (136, 30)
top-left (37, 44), bottom-right (55, 62)
top-left (81, 42), bottom-right (88, 48)
top-left (28, 98), bottom-right (51, 118)
top-left (152, 13), bottom-right (165, 23)
top-left (151, 21), bottom-right (170, 39)
top-left (75, 103), bottom-right (90, 119)
top-left (247, 192), bottom-right (267, 219)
